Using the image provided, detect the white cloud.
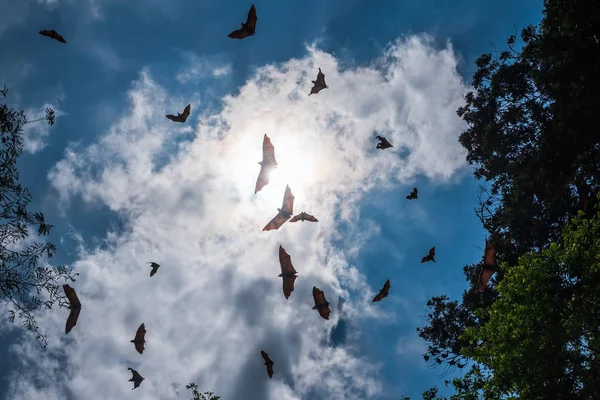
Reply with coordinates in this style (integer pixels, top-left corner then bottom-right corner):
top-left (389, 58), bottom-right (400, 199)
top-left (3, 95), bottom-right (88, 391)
top-left (176, 52), bottom-right (233, 84)
top-left (7, 34), bottom-right (468, 399)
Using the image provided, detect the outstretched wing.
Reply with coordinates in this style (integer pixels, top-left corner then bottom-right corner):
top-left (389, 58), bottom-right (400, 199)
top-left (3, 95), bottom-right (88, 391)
top-left (483, 239), bottom-right (496, 267)
top-left (281, 185), bottom-right (295, 214)
top-left (476, 239), bottom-right (498, 292)
top-left (63, 284), bottom-right (82, 308)
top-left (149, 262), bottom-right (160, 277)
top-left (166, 114), bottom-right (182, 122)
top-left (279, 246), bottom-right (298, 275)
top-left (65, 307), bottom-right (81, 334)
top-left (282, 276), bottom-right (297, 299)
top-left (290, 212), bottom-right (319, 222)
top-left (316, 68), bottom-right (327, 86)
top-left (309, 68), bottom-right (328, 95)
top-left (245, 4), bottom-right (258, 32)
top-left (372, 279), bottom-right (391, 302)
top-left (255, 135), bottom-right (277, 193)
top-left (263, 214), bottom-right (289, 231)
top-left (180, 104), bottom-right (191, 121)
top-left (40, 29), bottom-right (66, 43)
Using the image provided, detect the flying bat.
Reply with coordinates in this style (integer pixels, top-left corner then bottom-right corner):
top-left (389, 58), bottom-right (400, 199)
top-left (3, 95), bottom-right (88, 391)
top-left (166, 104), bottom-right (191, 123)
top-left (228, 4), bottom-right (257, 39)
top-left (372, 279), bottom-right (391, 302)
top-left (278, 246), bottom-right (298, 299)
top-left (475, 239), bottom-right (498, 292)
top-left (130, 323), bottom-right (146, 355)
top-left (376, 135), bottom-right (393, 149)
top-left (309, 68), bottom-right (328, 95)
top-left (261, 350), bottom-right (274, 378)
top-left (263, 185), bottom-right (295, 231)
top-left (39, 29), bottom-right (66, 44)
top-left (255, 134), bottom-right (278, 193)
top-left (63, 284), bottom-right (82, 335)
top-left (312, 286), bottom-right (331, 320)
top-left (406, 187), bottom-right (418, 200)
top-left (289, 211), bottom-right (318, 223)
top-left (148, 262), bottom-right (160, 277)
top-left (421, 247), bottom-right (436, 263)
top-left (127, 368), bottom-right (145, 390)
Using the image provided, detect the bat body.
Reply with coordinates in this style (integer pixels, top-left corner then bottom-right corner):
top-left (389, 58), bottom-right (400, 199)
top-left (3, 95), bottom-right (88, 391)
top-left (166, 104), bottom-right (191, 123)
top-left (63, 284), bottom-right (82, 335)
top-left (148, 262), bottom-right (160, 277)
top-left (475, 239), bottom-right (498, 292)
top-left (131, 323), bottom-right (146, 355)
top-left (39, 29), bottom-right (66, 44)
top-left (263, 185), bottom-right (295, 231)
top-left (372, 279), bottom-right (391, 302)
top-left (421, 247), bottom-right (436, 263)
top-left (255, 134), bottom-right (278, 193)
top-left (309, 68), bottom-right (328, 95)
top-left (376, 135), bottom-right (393, 150)
top-left (406, 187), bottom-right (418, 200)
top-left (228, 4), bottom-right (257, 39)
top-left (289, 211), bottom-right (318, 223)
top-left (278, 246), bottom-right (298, 299)
top-left (312, 286), bottom-right (331, 320)
top-left (128, 368), bottom-right (145, 390)
top-left (261, 350), bottom-right (274, 378)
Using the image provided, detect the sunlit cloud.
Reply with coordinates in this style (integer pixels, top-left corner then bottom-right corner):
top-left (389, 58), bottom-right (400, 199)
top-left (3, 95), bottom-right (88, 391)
top-left (6, 34), bottom-right (468, 399)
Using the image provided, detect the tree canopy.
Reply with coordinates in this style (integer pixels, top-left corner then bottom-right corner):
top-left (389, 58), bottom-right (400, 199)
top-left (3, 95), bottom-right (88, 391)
top-left (415, 0), bottom-right (600, 398)
top-left (0, 86), bottom-right (77, 346)
top-left (186, 383), bottom-right (220, 400)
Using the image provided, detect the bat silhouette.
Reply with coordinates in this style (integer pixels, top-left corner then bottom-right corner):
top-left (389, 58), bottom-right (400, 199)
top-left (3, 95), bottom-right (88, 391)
top-left (228, 4), bottom-right (257, 39)
top-left (263, 185), bottom-right (295, 231)
top-left (376, 135), bottom-right (393, 149)
top-left (406, 187), bottom-right (418, 200)
top-left (309, 68), bottom-right (328, 95)
top-left (148, 262), bottom-right (160, 277)
top-left (421, 247), bottom-right (436, 263)
top-left (312, 286), bottom-right (331, 320)
top-left (289, 211), bottom-right (318, 223)
top-left (278, 246), bottom-right (298, 299)
top-left (128, 368), bottom-right (145, 390)
top-left (261, 350), bottom-right (274, 378)
top-left (372, 279), bottom-right (391, 302)
top-left (39, 29), bottom-right (66, 44)
top-left (131, 323), bottom-right (146, 355)
top-left (166, 104), bottom-right (191, 123)
top-left (475, 239), bottom-right (498, 292)
top-left (255, 134), bottom-right (278, 193)
top-left (63, 284), bottom-right (82, 335)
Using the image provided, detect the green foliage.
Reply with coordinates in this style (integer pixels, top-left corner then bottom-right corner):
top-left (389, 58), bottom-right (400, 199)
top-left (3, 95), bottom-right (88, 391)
top-left (186, 382), bottom-right (220, 400)
top-left (461, 198), bottom-right (600, 398)
top-left (0, 86), bottom-right (77, 347)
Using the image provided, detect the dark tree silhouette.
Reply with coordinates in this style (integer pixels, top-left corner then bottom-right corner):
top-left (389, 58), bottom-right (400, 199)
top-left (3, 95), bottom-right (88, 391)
top-left (186, 383), bottom-right (220, 400)
top-left (0, 86), bottom-right (77, 347)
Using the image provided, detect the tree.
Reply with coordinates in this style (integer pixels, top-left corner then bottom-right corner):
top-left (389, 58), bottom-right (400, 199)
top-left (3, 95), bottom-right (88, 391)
top-left (417, 0), bottom-right (600, 397)
top-left (185, 383), bottom-right (220, 400)
top-left (461, 197), bottom-right (600, 398)
top-left (1, 86), bottom-right (77, 347)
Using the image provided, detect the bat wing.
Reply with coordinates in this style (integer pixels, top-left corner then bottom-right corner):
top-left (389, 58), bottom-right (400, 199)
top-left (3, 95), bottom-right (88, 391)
top-left (255, 165), bottom-right (272, 193)
top-left (65, 307), bottom-right (81, 334)
top-left (149, 264), bottom-right (160, 277)
top-left (429, 247), bottom-right (436, 261)
top-left (476, 265), bottom-right (498, 292)
top-left (279, 246), bottom-right (298, 275)
top-left (406, 188), bottom-right (418, 199)
top-left (312, 286), bottom-right (331, 320)
top-left (316, 68), bottom-right (327, 87)
top-left (262, 134), bottom-right (277, 166)
top-left (40, 30), bottom-right (66, 43)
top-left (421, 255), bottom-right (430, 263)
top-left (63, 284), bottom-right (82, 308)
top-left (263, 213), bottom-right (289, 231)
top-left (282, 275), bottom-right (297, 299)
top-left (166, 114), bottom-right (181, 122)
top-left (246, 4), bottom-right (258, 32)
top-left (483, 239), bottom-right (496, 267)
top-left (133, 323), bottom-right (146, 354)
top-left (319, 303), bottom-right (331, 320)
top-left (261, 351), bottom-right (273, 378)
top-left (281, 185), bottom-right (295, 215)
top-left (228, 28), bottom-right (250, 39)
top-left (180, 104), bottom-right (191, 122)
top-left (53, 31), bottom-right (67, 43)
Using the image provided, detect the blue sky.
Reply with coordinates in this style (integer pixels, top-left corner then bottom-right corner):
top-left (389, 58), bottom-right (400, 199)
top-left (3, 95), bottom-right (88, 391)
top-left (0, 0), bottom-right (543, 399)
